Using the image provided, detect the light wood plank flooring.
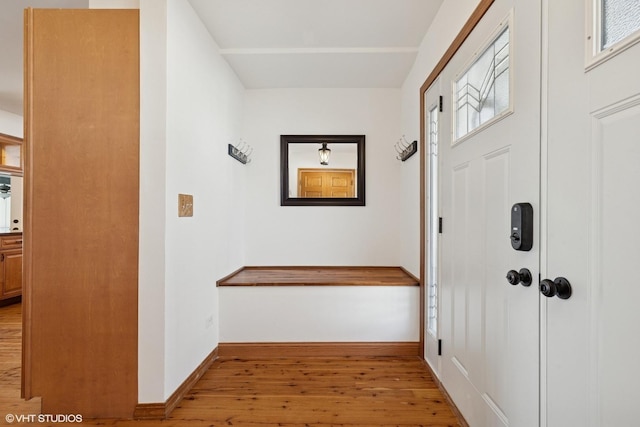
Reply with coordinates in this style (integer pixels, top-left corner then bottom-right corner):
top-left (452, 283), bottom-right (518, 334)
top-left (0, 301), bottom-right (41, 420)
top-left (1, 303), bottom-right (461, 426)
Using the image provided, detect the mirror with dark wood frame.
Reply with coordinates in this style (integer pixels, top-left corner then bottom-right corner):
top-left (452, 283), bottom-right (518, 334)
top-left (280, 135), bottom-right (365, 206)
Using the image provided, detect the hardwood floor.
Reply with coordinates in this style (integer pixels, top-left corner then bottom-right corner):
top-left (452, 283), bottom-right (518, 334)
top-left (1, 303), bottom-right (461, 426)
top-left (0, 302), bottom-right (41, 419)
top-left (174, 356), bottom-right (463, 426)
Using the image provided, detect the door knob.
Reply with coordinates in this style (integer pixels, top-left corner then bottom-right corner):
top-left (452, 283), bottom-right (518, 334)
top-left (506, 268), bottom-right (532, 287)
top-left (539, 277), bottom-right (572, 299)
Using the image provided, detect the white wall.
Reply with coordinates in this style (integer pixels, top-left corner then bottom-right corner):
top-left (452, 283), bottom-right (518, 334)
top-left (163, 0), bottom-right (245, 399)
top-left (0, 109), bottom-right (22, 138)
top-left (220, 286), bottom-right (419, 342)
top-left (90, 0), bottom-right (138, 7)
top-left (138, 0), bottom-right (168, 404)
top-left (243, 88), bottom-right (403, 266)
top-left (138, 0), bottom-right (245, 402)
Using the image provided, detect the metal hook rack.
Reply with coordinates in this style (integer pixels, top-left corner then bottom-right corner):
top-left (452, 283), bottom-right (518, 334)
top-left (228, 139), bottom-right (252, 164)
top-left (394, 135), bottom-right (418, 161)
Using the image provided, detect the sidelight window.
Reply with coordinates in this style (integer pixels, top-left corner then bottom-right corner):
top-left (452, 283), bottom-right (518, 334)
top-left (427, 103), bottom-right (439, 337)
top-left (454, 21), bottom-right (511, 143)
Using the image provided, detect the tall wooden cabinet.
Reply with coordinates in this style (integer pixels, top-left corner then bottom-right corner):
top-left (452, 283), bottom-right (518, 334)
top-left (24, 9), bottom-right (139, 418)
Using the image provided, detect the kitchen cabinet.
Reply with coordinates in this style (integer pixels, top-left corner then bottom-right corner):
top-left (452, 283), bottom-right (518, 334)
top-left (0, 233), bottom-right (22, 300)
top-left (0, 133), bottom-right (23, 175)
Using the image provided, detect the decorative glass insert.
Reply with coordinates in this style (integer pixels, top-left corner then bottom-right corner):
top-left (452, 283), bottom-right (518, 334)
top-left (601, 0), bottom-right (640, 49)
top-left (427, 104), bottom-right (439, 337)
top-left (455, 26), bottom-right (510, 141)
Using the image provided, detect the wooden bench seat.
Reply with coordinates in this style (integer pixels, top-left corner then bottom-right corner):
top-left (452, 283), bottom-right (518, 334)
top-left (217, 266), bottom-right (419, 287)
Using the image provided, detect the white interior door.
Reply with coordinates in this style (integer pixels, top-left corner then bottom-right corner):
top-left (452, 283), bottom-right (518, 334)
top-left (543, 0), bottom-right (640, 425)
top-left (435, 0), bottom-right (541, 425)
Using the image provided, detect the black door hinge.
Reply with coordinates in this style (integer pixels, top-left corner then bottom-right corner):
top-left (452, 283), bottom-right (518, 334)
top-left (439, 96), bottom-right (443, 112)
top-left (438, 217), bottom-right (443, 234)
top-left (438, 339), bottom-right (442, 356)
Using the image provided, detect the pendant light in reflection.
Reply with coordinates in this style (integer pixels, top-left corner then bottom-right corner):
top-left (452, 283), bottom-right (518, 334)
top-left (318, 142), bottom-right (331, 165)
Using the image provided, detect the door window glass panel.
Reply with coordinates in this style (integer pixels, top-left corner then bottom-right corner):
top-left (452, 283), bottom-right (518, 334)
top-left (454, 26), bottom-right (510, 141)
top-left (601, 0), bottom-right (640, 49)
top-left (427, 103), bottom-right (439, 337)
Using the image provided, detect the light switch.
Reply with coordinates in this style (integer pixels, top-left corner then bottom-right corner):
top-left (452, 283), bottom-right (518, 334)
top-left (178, 194), bottom-right (193, 217)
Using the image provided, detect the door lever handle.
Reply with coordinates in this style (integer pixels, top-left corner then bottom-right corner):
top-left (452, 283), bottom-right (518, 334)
top-left (506, 268), bottom-right (532, 287)
top-left (540, 277), bottom-right (572, 299)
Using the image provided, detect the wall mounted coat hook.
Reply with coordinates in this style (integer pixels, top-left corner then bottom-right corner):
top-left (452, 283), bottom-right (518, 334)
top-left (228, 139), bottom-right (252, 164)
top-left (395, 135), bottom-right (418, 161)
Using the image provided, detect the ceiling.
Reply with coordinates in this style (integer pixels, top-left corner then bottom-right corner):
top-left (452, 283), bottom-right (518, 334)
top-left (187, 0), bottom-right (444, 90)
top-left (0, 0), bottom-right (443, 116)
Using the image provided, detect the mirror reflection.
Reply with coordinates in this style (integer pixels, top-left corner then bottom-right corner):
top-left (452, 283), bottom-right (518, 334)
top-left (280, 135), bottom-right (365, 206)
top-left (288, 143), bottom-right (358, 198)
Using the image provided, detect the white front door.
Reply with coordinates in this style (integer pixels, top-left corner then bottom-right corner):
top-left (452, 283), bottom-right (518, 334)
top-left (543, 0), bottom-right (640, 425)
top-left (433, 0), bottom-right (542, 425)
